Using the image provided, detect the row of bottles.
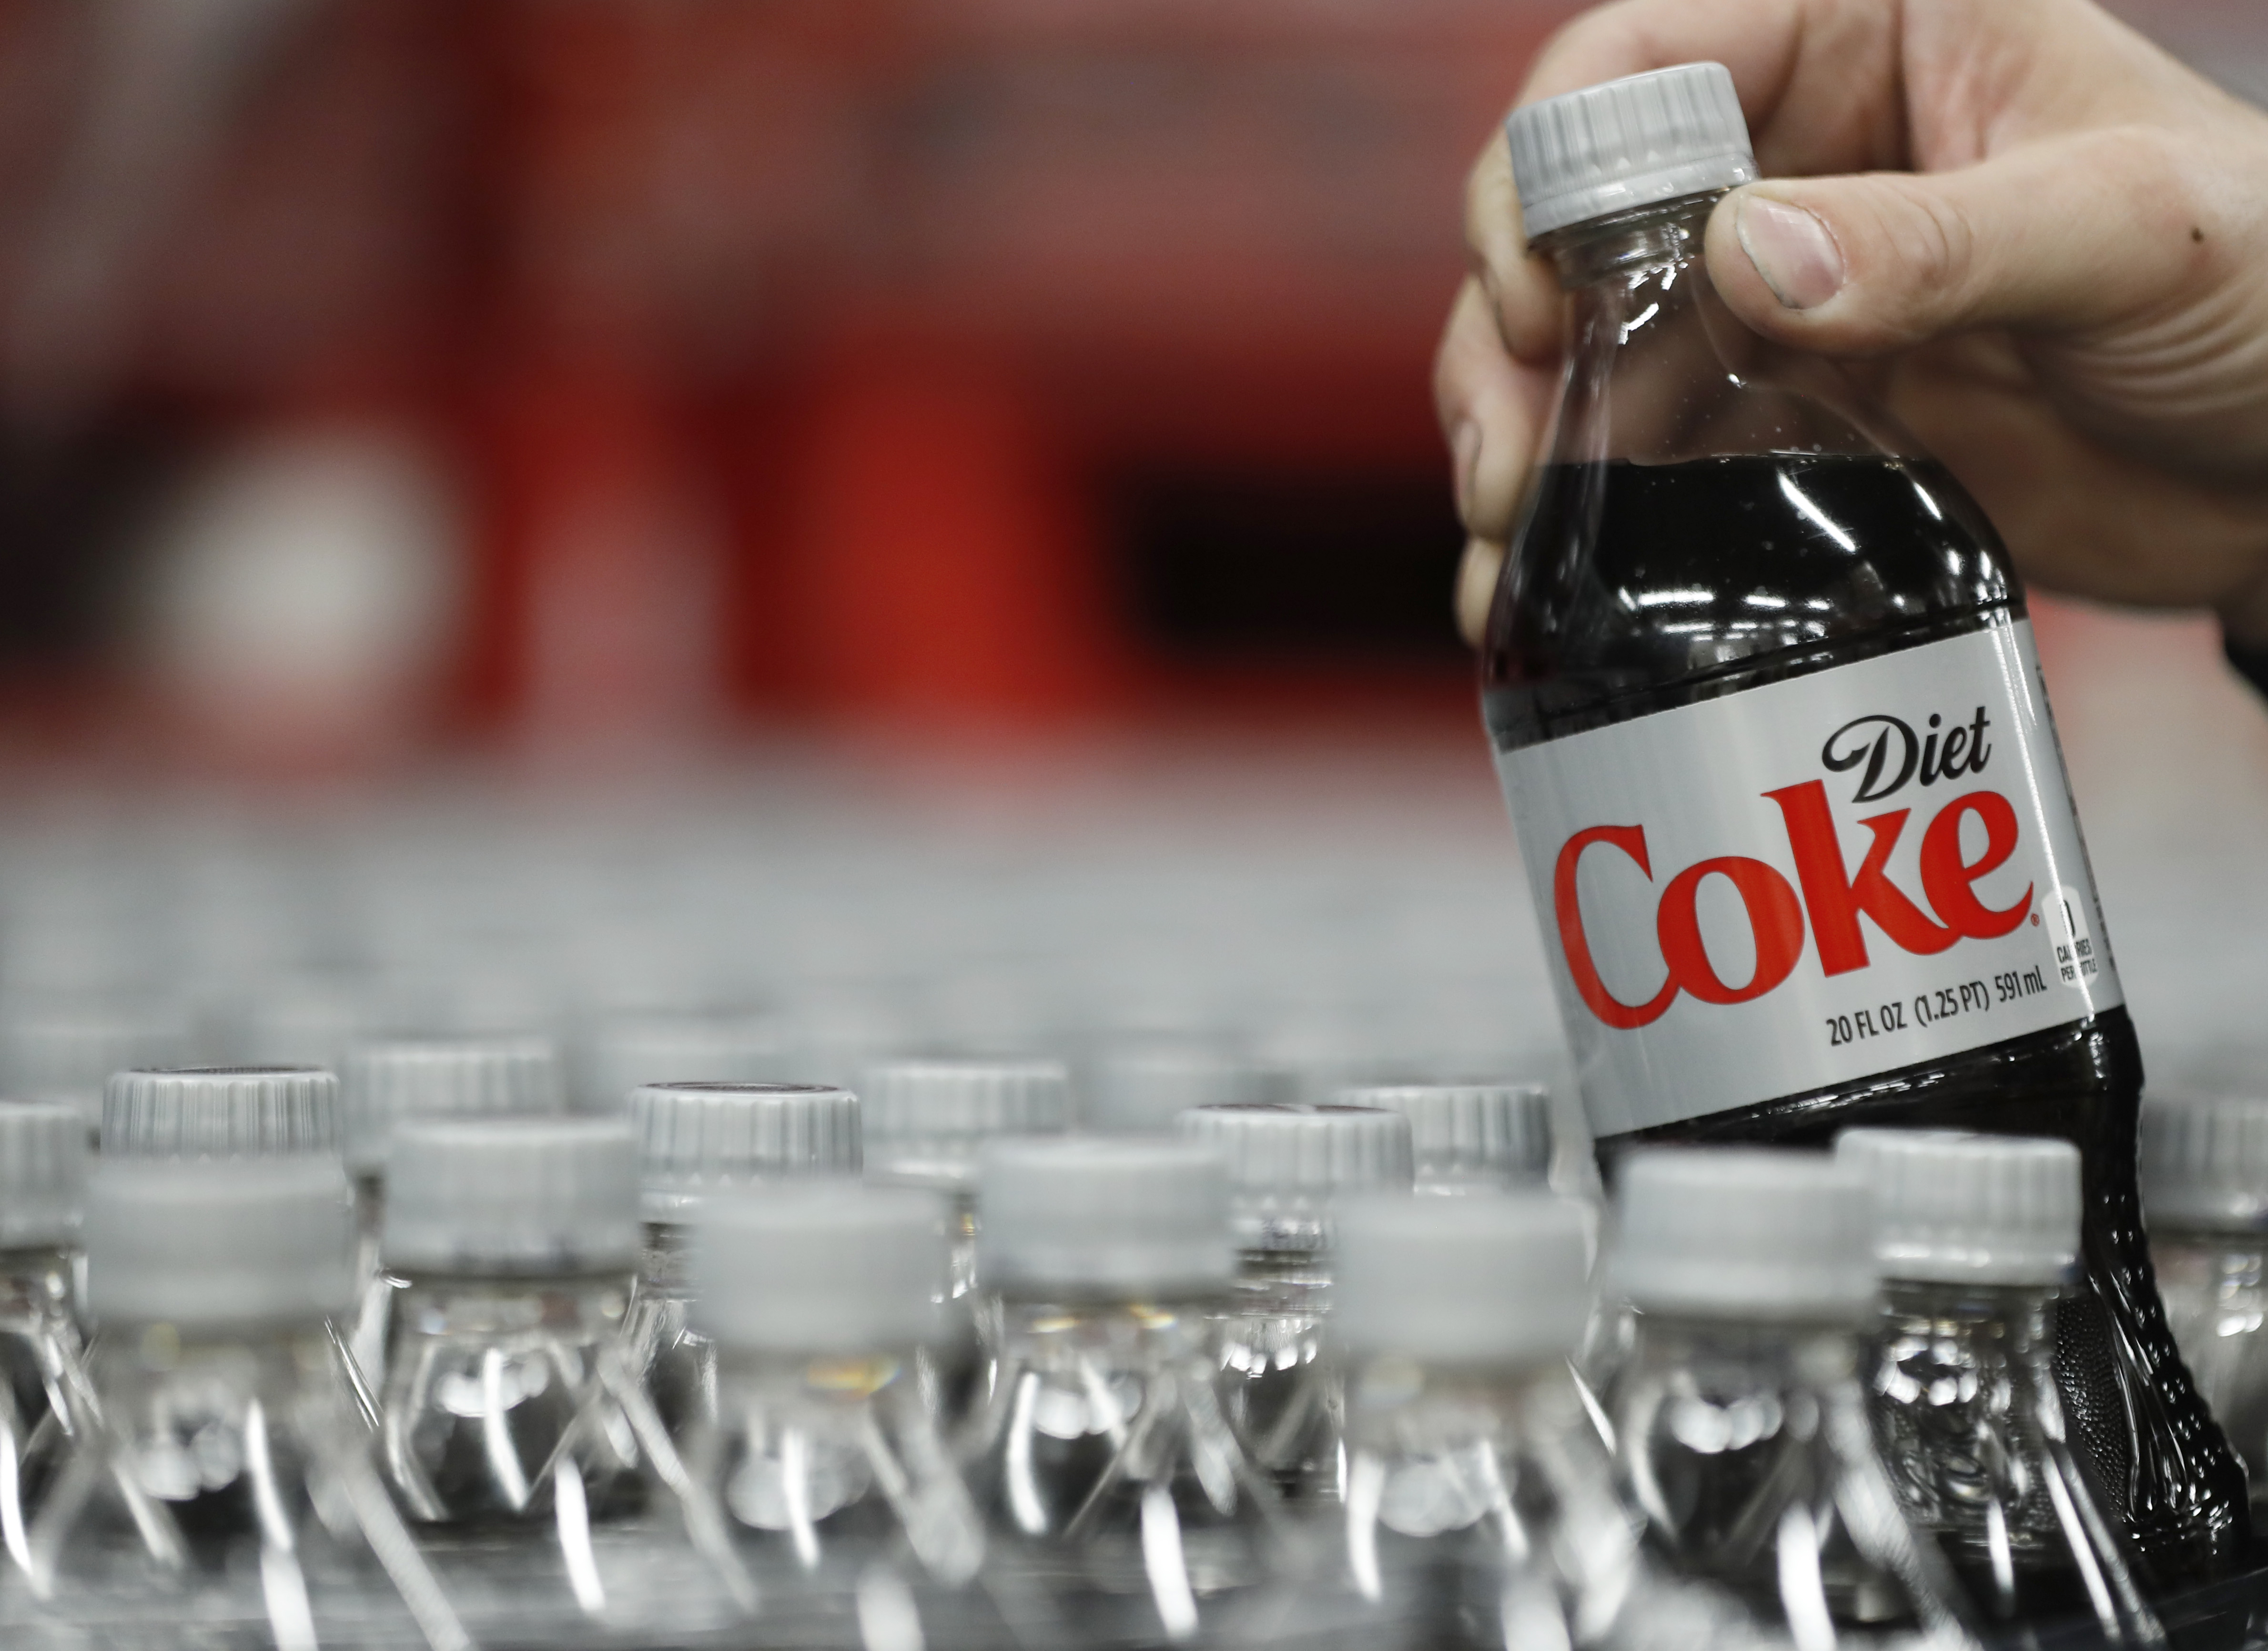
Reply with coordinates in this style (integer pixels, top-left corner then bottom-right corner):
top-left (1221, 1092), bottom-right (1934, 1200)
top-left (2, 1047), bottom-right (2265, 1647)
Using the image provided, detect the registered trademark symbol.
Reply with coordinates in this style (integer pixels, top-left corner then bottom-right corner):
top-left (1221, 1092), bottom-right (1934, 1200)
top-left (2030, 911), bottom-right (2040, 926)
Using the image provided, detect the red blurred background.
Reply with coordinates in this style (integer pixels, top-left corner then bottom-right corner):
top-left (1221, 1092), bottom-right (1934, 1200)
top-left (0, 0), bottom-right (2249, 777)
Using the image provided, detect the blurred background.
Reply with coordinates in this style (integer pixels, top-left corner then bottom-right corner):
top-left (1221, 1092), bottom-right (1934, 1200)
top-left (0, 0), bottom-right (2254, 1124)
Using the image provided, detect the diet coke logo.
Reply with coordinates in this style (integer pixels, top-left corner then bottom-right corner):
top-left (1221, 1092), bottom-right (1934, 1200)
top-left (1552, 707), bottom-right (2032, 1030)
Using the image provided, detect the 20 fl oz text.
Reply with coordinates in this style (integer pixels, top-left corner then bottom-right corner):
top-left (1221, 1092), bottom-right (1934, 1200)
top-left (1828, 964), bottom-right (2051, 1048)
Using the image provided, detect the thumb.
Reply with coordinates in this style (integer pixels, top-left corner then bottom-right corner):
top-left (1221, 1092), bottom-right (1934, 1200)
top-left (1702, 130), bottom-right (2217, 354)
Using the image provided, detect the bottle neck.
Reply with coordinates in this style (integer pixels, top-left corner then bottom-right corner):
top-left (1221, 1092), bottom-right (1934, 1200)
top-left (1624, 1310), bottom-right (1864, 1392)
top-left (1874, 1277), bottom-right (2062, 1385)
top-left (385, 1268), bottom-right (633, 1344)
top-left (1343, 1349), bottom-right (1574, 1452)
top-left (996, 1292), bottom-right (1218, 1372)
top-left (1541, 193), bottom-right (1717, 291)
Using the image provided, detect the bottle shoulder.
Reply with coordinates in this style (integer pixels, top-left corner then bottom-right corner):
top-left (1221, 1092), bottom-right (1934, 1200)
top-left (1483, 455), bottom-right (2020, 751)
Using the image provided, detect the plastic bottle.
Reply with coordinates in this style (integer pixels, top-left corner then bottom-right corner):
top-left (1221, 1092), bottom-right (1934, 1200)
top-left (372, 1114), bottom-right (733, 1641)
top-left (627, 1079), bottom-right (862, 1438)
top-left (964, 1135), bottom-right (1289, 1646)
top-left (14, 1156), bottom-right (467, 1650)
top-left (686, 1180), bottom-right (1037, 1649)
top-left (862, 1057), bottom-right (1071, 1434)
top-left (342, 1035), bottom-right (565, 1376)
top-left (1605, 1147), bottom-right (1980, 1646)
top-left (0, 1102), bottom-right (89, 1580)
top-left (1175, 1102), bottom-right (1414, 1500)
top-left (1340, 1081), bottom-right (1551, 1196)
top-left (1836, 1128), bottom-right (2164, 1644)
top-left (1487, 60), bottom-right (2245, 1579)
top-left (2138, 1090), bottom-right (2268, 1520)
top-left (1241, 1190), bottom-right (1718, 1651)
top-left (860, 1057), bottom-right (1071, 1294)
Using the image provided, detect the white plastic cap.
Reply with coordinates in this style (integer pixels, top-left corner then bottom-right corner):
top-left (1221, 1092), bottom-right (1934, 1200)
top-left (1174, 1103), bottom-right (1414, 1250)
top-left (344, 1035), bottom-right (564, 1174)
top-left (83, 1156), bottom-right (356, 1326)
top-left (692, 1183), bottom-right (947, 1354)
top-left (102, 1067), bottom-right (339, 1158)
top-left (861, 1058), bottom-right (1070, 1192)
top-left (1344, 1082), bottom-right (1552, 1193)
top-left (977, 1137), bottom-right (1234, 1297)
top-left (630, 1081), bottom-right (862, 1220)
top-left (2140, 1092), bottom-right (2268, 1232)
top-left (582, 1011), bottom-right (784, 1114)
top-left (1335, 1192), bottom-right (1591, 1365)
top-left (383, 1117), bottom-right (639, 1275)
top-left (0, 996), bottom-right (195, 1124)
top-left (1083, 1043), bottom-right (1294, 1135)
top-left (0, 1101), bottom-right (86, 1246)
top-left (1835, 1129), bottom-right (2081, 1288)
top-left (1506, 62), bottom-right (1757, 241)
top-left (1611, 1148), bottom-right (1877, 1321)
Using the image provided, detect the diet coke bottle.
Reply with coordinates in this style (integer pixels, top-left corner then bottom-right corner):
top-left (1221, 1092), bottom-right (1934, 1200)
top-left (1485, 61), bottom-right (2247, 1584)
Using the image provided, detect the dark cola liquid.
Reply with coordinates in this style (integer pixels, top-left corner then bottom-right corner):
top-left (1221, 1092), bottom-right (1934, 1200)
top-left (1483, 453), bottom-right (2249, 1586)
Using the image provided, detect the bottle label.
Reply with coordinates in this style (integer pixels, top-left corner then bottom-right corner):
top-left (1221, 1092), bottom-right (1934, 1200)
top-left (1496, 620), bottom-right (2121, 1138)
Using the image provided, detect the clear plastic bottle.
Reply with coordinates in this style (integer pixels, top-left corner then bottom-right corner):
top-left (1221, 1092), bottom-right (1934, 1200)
top-left (1241, 1190), bottom-right (1717, 1651)
top-left (861, 1057), bottom-right (1071, 1295)
top-left (626, 1079), bottom-right (862, 1440)
top-left (685, 1180), bottom-right (1037, 1650)
top-left (1835, 1128), bottom-right (2163, 1645)
top-left (375, 1114), bottom-right (738, 1643)
top-left (964, 1135), bottom-right (1290, 1646)
top-left (2139, 1090), bottom-right (2268, 1520)
top-left (11, 1155), bottom-right (467, 1650)
top-left (1488, 61), bottom-right (2247, 1580)
top-left (342, 1036), bottom-right (565, 1378)
top-left (1339, 1082), bottom-right (1552, 1196)
top-left (1175, 1102), bottom-right (1414, 1501)
top-left (1605, 1147), bottom-right (1981, 1648)
top-left (861, 1057), bottom-right (1071, 1432)
top-left (0, 1102), bottom-right (90, 1581)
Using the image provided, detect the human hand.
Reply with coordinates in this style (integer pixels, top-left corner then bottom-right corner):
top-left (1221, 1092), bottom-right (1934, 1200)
top-left (1438, 0), bottom-right (2268, 644)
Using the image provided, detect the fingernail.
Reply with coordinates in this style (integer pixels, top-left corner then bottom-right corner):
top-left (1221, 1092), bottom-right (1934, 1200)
top-left (1451, 421), bottom-right (1482, 521)
top-left (1737, 195), bottom-right (1845, 310)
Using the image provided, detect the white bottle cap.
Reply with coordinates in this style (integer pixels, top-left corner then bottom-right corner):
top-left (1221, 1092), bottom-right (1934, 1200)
top-left (692, 1183), bottom-right (947, 1355)
top-left (1334, 1191), bottom-right (1591, 1366)
top-left (82, 1156), bottom-right (357, 1327)
top-left (1083, 1042), bottom-right (1294, 1135)
top-left (344, 1035), bottom-right (564, 1174)
top-left (0, 1101), bottom-right (87, 1247)
top-left (0, 996), bottom-right (195, 1124)
top-left (630, 1081), bottom-right (862, 1220)
top-left (383, 1117), bottom-right (639, 1275)
top-left (977, 1137), bottom-right (1234, 1298)
top-left (2140, 1092), bottom-right (2268, 1232)
top-left (861, 1057), bottom-right (1070, 1192)
top-left (1835, 1128), bottom-right (2081, 1288)
top-left (1506, 62), bottom-right (1757, 242)
top-left (1611, 1148), bottom-right (1877, 1321)
top-left (1174, 1103), bottom-right (1414, 1250)
top-left (102, 1066), bottom-right (340, 1158)
top-left (1343, 1082), bottom-right (1552, 1192)
top-left (582, 1010), bottom-right (784, 1113)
